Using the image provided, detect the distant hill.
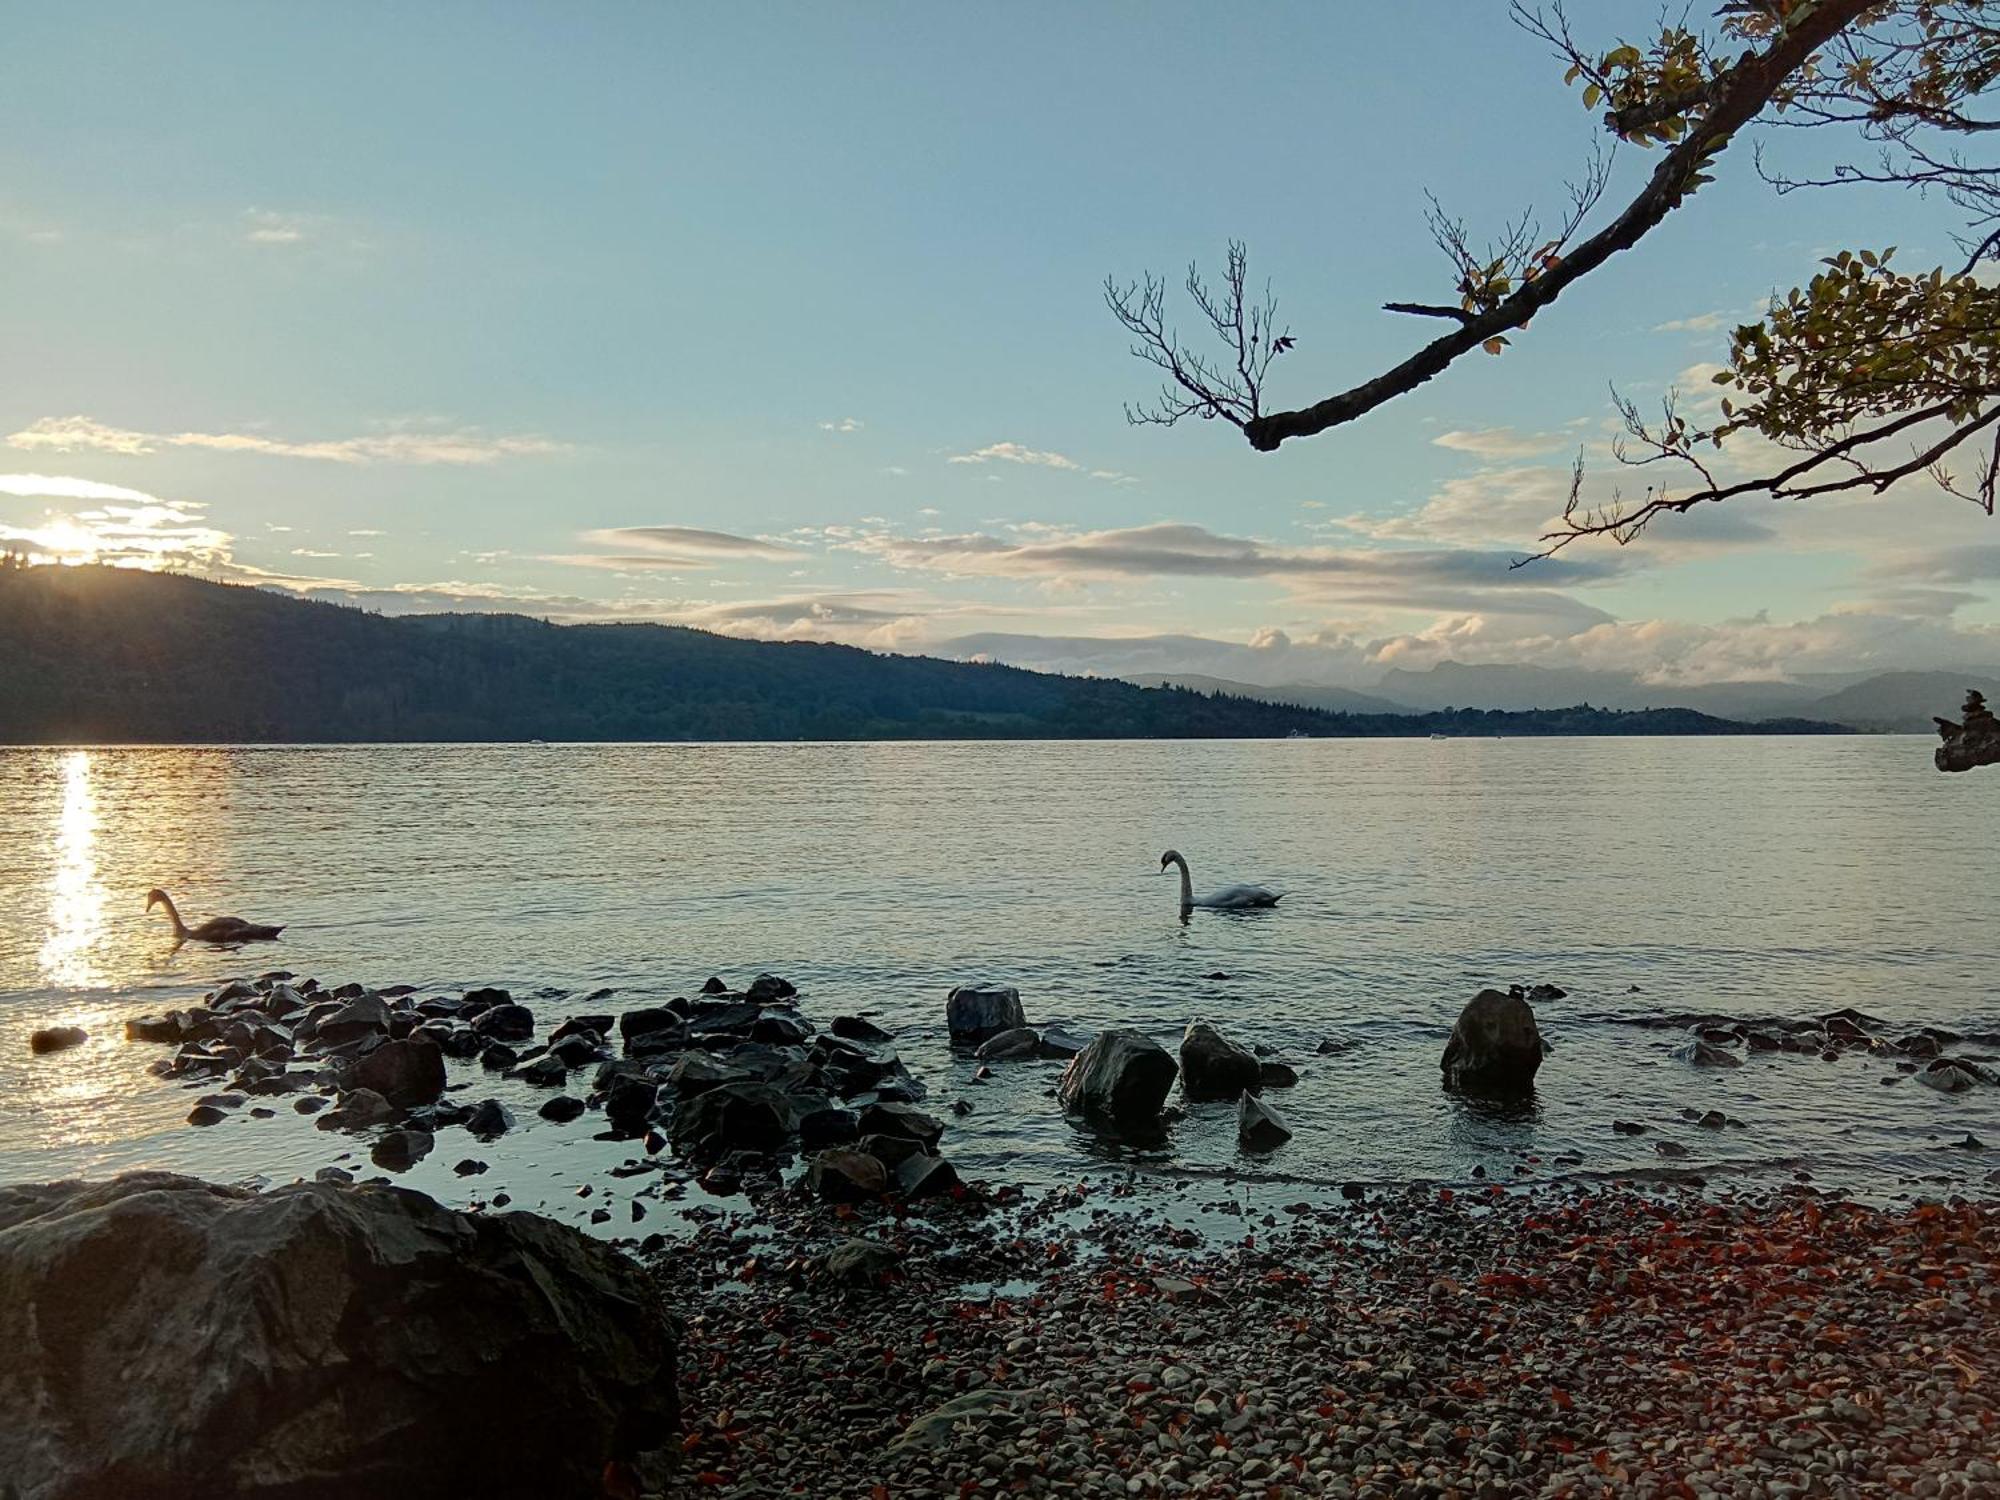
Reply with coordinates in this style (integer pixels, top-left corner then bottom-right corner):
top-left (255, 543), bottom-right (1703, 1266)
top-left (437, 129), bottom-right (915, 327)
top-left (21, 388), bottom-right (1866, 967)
top-left (0, 565), bottom-right (1854, 744)
top-left (1124, 672), bottom-right (1406, 716)
top-left (1796, 670), bottom-right (2000, 732)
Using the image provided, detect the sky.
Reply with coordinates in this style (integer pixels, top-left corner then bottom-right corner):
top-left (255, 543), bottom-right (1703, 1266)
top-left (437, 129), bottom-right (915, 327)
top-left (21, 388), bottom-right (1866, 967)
top-left (4, 2), bottom-right (1998, 689)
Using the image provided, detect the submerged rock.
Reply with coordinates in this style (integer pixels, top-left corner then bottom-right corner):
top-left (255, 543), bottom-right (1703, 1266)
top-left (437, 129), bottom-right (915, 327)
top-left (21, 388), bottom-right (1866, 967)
top-left (1057, 1029), bottom-right (1177, 1127)
top-left (1179, 1021), bottom-right (1260, 1100)
top-left (1237, 1092), bottom-right (1293, 1152)
top-left (974, 1026), bottom-right (1042, 1061)
top-left (0, 1172), bottom-right (677, 1498)
top-left (28, 1026), bottom-right (88, 1055)
top-left (1440, 990), bottom-right (1546, 1095)
top-left (1676, 1036), bottom-right (1743, 1069)
top-left (946, 984), bottom-right (1026, 1041)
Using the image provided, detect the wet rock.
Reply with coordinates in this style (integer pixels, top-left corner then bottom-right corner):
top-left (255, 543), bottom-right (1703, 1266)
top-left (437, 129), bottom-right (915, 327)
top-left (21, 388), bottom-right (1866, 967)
top-left (317, 1088), bottom-right (399, 1131)
top-left (1697, 1109), bottom-right (1728, 1128)
top-left (894, 1154), bottom-right (961, 1199)
top-left (700, 976), bottom-right (729, 995)
top-left (1237, 1092), bottom-right (1293, 1152)
top-left (470, 1003), bottom-right (536, 1042)
top-left (512, 1055), bottom-right (568, 1089)
top-left (464, 1099), bottom-right (517, 1139)
top-left (1316, 1034), bottom-right (1359, 1056)
top-left (1898, 1032), bottom-right (1944, 1059)
top-left (454, 1158), bottom-right (488, 1176)
top-left (1919, 1057), bottom-right (1987, 1093)
top-left (750, 1011), bottom-right (811, 1046)
top-left (603, 1075), bottom-right (663, 1136)
top-left (670, 1082), bottom-right (794, 1156)
top-left (858, 1101), bottom-right (943, 1150)
top-left (315, 994), bottom-right (393, 1048)
top-left (539, 1094), bottom-right (587, 1123)
top-left (1676, 1036), bottom-right (1743, 1068)
top-left (1036, 1025), bottom-right (1090, 1058)
top-left (1180, 1020), bottom-right (1261, 1100)
top-left (1612, 1119), bottom-right (1647, 1134)
top-left (25, 1021), bottom-right (90, 1057)
top-left (342, 1037), bottom-right (446, 1110)
top-left (1257, 1060), bottom-right (1299, 1089)
top-left (668, 1052), bottom-right (743, 1096)
top-left (1057, 1029), bottom-right (1177, 1127)
top-left (823, 1236), bottom-right (900, 1284)
top-left (797, 1105), bottom-right (861, 1149)
top-left (459, 985), bottom-right (511, 1009)
top-left (550, 1015), bottom-right (615, 1044)
top-left (0, 1172), bottom-right (677, 1497)
top-left (949, 1098), bottom-right (973, 1116)
top-left (1441, 990), bottom-right (1546, 1095)
top-left (945, 984), bottom-right (1025, 1041)
top-left (808, 1149), bottom-right (887, 1202)
top-left (831, 1015), bottom-right (894, 1044)
top-left (293, 1096), bottom-right (328, 1115)
top-left (618, 1007), bottom-right (684, 1047)
top-left (125, 1015), bottom-right (181, 1044)
top-left (371, 1128), bottom-right (435, 1172)
top-left (974, 1026), bottom-right (1042, 1061)
top-left (1656, 1140), bottom-right (1691, 1159)
top-left (746, 973), bottom-right (797, 1003)
top-left (186, 1104), bottom-right (229, 1127)
top-left (1524, 983), bottom-right (1567, 1001)
top-left (478, 1043), bottom-right (519, 1072)
top-left (548, 1033), bottom-right (606, 1068)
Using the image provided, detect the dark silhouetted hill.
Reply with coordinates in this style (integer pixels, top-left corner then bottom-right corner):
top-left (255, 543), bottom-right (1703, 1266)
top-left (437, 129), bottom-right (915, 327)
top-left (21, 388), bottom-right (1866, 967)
top-left (0, 565), bottom-right (1854, 744)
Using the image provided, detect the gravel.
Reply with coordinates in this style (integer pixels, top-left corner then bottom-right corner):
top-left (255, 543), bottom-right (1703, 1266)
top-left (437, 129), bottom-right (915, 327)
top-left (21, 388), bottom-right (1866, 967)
top-left (648, 1183), bottom-right (1999, 1499)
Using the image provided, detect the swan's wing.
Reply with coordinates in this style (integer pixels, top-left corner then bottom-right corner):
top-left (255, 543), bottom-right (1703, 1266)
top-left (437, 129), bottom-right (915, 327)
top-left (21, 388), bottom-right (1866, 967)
top-left (1202, 884), bottom-right (1282, 908)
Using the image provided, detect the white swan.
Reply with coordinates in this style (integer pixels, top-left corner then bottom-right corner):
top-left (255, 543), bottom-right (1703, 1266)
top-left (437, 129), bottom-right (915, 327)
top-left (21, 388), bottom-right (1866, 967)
top-left (1159, 850), bottom-right (1282, 917)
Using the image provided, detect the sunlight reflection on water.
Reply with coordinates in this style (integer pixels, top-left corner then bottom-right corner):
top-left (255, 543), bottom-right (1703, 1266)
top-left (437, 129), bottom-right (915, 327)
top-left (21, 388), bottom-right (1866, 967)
top-left (38, 751), bottom-right (106, 989)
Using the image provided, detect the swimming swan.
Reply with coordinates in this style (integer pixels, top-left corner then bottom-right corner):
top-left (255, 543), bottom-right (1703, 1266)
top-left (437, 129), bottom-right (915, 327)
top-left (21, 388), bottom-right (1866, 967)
top-left (146, 888), bottom-right (284, 945)
top-left (1159, 850), bottom-right (1282, 917)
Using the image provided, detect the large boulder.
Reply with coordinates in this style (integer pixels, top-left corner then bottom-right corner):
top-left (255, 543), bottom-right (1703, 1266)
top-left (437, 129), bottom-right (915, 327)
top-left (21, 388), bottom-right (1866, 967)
top-left (1440, 989), bottom-right (1546, 1096)
top-left (1057, 1029), bottom-right (1177, 1126)
top-left (946, 985), bottom-right (1025, 1041)
top-left (341, 1037), bottom-right (446, 1109)
top-left (0, 1172), bottom-right (677, 1499)
top-left (1179, 1021), bottom-right (1260, 1100)
top-left (669, 1081), bottom-right (795, 1157)
top-left (1237, 1092), bottom-right (1293, 1152)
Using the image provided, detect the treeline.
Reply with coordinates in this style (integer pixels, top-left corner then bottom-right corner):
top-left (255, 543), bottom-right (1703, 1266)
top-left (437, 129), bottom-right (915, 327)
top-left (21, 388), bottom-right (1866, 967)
top-left (0, 566), bottom-right (1851, 744)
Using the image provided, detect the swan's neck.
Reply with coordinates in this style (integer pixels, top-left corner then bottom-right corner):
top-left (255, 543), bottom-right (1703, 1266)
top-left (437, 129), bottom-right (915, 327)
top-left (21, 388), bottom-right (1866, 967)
top-left (154, 893), bottom-right (189, 939)
top-left (1170, 856), bottom-right (1193, 913)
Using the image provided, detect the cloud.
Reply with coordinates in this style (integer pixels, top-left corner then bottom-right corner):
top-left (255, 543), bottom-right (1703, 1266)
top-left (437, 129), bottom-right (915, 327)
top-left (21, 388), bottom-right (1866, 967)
top-left (242, 209), bottom-right (316, 246)
top-left (0, 477), bottom-right (231, 570)
top-left (946, 441), bottom-right (1136, 482)
top-left (1431, 428), bottom-right (1565, 460)
top-left (578, 525), bottom-right (796, 559)
top-left (0, 472), bottom-right (165, 505)
top-left (1871, 543), bottom-right (2000, 584)
top-left (7, 415), bottom-right (565, 466)
top-left (1652, 309), bottom-right (1734, 334)
top-left (818, 418), bottom-right (863, 433)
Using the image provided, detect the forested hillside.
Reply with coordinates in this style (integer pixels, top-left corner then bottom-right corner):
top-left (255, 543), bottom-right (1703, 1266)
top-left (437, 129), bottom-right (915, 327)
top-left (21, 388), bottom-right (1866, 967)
top-left (0, 565), bottom-right (1850, 744)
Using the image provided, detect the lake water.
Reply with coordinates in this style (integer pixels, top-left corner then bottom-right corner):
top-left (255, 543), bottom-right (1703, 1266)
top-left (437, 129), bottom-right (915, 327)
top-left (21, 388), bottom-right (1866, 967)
top-left (2, 738), bottom-right (1996, 1233)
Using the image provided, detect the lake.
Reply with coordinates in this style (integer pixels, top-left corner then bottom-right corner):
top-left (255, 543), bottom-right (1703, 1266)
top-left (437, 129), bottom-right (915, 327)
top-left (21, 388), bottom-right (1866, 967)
top-left (2, 737), bottom-right (1995, 1232)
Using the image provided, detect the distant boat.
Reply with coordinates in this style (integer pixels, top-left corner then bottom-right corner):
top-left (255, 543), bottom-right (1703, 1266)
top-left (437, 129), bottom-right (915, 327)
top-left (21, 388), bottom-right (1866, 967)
top-left (1286, 728), bottom-right (1310, 739)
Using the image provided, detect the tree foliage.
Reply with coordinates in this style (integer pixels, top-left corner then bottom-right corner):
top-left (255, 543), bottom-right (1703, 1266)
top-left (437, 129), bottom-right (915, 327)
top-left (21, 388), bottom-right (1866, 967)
top-left (1110, 0), bottom-right (2000, 553)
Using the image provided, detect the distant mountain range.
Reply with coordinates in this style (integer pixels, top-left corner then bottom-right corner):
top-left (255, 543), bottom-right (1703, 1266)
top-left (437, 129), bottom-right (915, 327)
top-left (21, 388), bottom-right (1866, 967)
top-left (960, 644), bottom-right (1992, 734)
top-left (0, 565), bottom-right (1854, 744)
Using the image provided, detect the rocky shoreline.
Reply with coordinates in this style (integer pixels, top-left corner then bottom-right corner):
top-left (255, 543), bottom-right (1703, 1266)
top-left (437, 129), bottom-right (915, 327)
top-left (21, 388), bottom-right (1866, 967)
top-left (651, 1182), bottom-right (1999, 1499)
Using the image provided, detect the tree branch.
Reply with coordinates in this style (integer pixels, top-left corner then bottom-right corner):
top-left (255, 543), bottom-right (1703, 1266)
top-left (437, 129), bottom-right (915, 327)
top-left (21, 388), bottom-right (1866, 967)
top-left (1237, 0), bottom-right (1874, 453)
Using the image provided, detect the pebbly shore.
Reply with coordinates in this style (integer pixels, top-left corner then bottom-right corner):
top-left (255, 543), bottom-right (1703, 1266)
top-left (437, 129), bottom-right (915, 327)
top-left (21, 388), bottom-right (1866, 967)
top-left (650, 1183), bottom-right (1999, 1500)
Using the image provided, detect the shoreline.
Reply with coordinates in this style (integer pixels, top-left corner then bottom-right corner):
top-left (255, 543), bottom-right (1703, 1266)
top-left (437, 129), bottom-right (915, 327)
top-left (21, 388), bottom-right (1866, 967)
top-left (650, 1181), bottom-right (2000, 1498)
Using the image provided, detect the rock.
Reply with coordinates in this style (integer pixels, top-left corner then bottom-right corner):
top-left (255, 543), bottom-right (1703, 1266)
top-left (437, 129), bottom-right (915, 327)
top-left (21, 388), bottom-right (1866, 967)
top-left (1057, 1029), bottom-right (1177, 1126)
top-left (126, 1015), bottom-right (181, 1043)
top-left (1935, 688), bottom-right (2000, 772)
top-left (1612, 1119), bottom-right (1647, 1135)
top-left (1525, 983), bottom-right (1567, 1000)
top-left (293, 1096), bottom-right (328, 1115)
top-left (539, 1094), bottom-right (587, 1123)
top-left (890, 1390), bottom-right (1025, 1453)
top-left (512, 1055), bottom-right (568, 1088)
top-left (370, 1128), bottom-right (435, 1172)
top-left (749, 1011), bottom-right (811, 1046)
top-left (700, 976), bottom-right (729, 995)
top-left (746, 973), bottom-right (796, 1003)
top-left (314, 994), bottom-right (393, 1047)
top-left (1237, 1092), bottom-right (1293, 1152)
top-left (342, 1037), bottom-right (446, 1110)
top-left (831, 1015), bottom-right (894, 1044)
top-left (1676, 1036), bottom-right (1743, 1068)
top-left (1440, 990), bottom-right (1546, 1095)
top-left (797, 1105), bottom-right (861, 1149)
top-left (895, 1154), bottom-right (962, 1198)
top-left (1180, 1021), bottom-right (1261, 1099)
top-left (1316, 1034), bottom-right (1358, 1056)
top-left (1656, 1140), bottom-right (1691, 1159)
top-left (1697, 1109), bottom-right (1728, 1128)
top-left (454, 1158), bottom-right (488, 1176)
top-left (1258, 1060), bottom-right (1299, 1089)
top-left (1919, 1057), bottom-right (1985, 1093)
top-left (28, 1026), bottom-right (88, 1055)
top-left (478, 1043), bottom-right (519, 1072)
top-left (0, 1172), bottom-right (677, 1496)
top-left (464, 1099), bottom-right (517, 1139)
top-left (945, 984), bottom-right (1026, 1041)
top-left (186, 1104), bottom-right (229, 1127)
top-left (667, 1052), bottom-right (741, 1096)
top-left (808, 1149), bottom-right (887, 1202)
top-left (548, 1033), bottom-right (605, 1068)
top-left (858, 1102), bottom-right (943, 1150)
top-left (670, 1082), bottom-right (794, 1156)
top-left (550, 1015), bottom-right (615, 1044)
top-left (470, 1003), bottom-right (535, 1042)
top-left (823, 1236), bottom-right (900, 1284)
top-left (619, 1008), bottom-right (685, 1050)
top-left (974, 1026), bottom-right (1042, 1061)
top-left (317, 1088), bottom-right (399, 1131)
top-left (603, 1075), bottom-right (663, 1136)
top-left (1036, 1026), bottom-right (1090, 1058)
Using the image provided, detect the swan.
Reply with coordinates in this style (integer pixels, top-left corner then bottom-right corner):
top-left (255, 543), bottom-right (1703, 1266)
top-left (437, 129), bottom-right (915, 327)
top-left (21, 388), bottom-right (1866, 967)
top-left (1159, 850), bottom-right (1282, 916)
top-left (146, 888), bottom-right (284, 945)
